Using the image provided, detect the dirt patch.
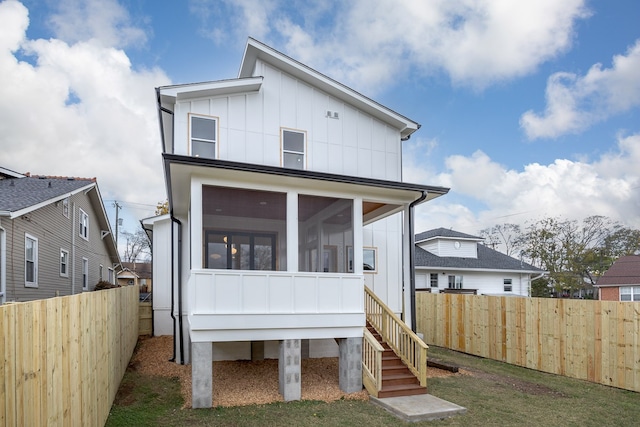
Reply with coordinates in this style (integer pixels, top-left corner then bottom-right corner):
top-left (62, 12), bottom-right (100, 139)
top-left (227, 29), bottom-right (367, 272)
top-left (462, 368), bottom-right (567, 397)
top-left (131, 336), bottom-right (458, 408)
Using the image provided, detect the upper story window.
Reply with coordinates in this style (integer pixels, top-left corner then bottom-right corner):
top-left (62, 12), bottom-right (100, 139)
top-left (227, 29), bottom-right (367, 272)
top-left (79, 208), bottom-right (89, 240)
top-left (503, 279), bottom-right (513, 292)
top-left (282, 128), bottom-right (306, 170)
top-left (62, 197), bottom-right (69, 218)
top-left (25, 234), bottom-right (38, 287)
top-left (190, 114), bottom-right (217, 159)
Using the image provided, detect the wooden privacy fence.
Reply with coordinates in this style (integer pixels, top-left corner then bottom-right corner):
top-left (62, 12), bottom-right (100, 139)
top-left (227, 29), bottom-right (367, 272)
top-left (0, 286), bottom-right (139, 427)
top-left (417, 293), bottom-right (640, 393)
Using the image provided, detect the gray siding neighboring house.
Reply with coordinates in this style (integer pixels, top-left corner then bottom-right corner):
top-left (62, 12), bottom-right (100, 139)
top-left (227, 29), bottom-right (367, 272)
top-left (0, 172), bottom-right (120, 303)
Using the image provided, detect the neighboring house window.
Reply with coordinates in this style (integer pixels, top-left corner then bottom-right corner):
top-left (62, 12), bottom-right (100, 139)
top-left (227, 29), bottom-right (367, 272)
top-left (504, 279), bottom-right (513, 292)
top-left (282, 129), bottom-right (306, 170)
top-left (190, 114), bottom-right (217, 159)
top-left (62, 197), bottom-right (69, 218)
top-left (430, 273), bottom-right (438, 288)
top-left (99, 265), bottom-right (103, 281)
top-left (79, 209), bottom-right (89, 240)
top-left (363, 248), bottom-right (377, 272)
top-left (620, 286), bottom-right (640, 302)
top-left (108, 268), bottom-right (114, 283)
top-left (60, 249), bottom-right (69, 277)
top-left (25, 234), bottom-right (38, 287)
top-left (82, 258), bottom-right (89, 290)
top-left (448, 275), bottom-right (463, 289)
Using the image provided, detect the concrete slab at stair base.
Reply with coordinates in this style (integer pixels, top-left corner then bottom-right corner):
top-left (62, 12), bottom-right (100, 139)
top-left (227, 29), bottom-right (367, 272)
top-left (370, 394), bottom-right (467, 422)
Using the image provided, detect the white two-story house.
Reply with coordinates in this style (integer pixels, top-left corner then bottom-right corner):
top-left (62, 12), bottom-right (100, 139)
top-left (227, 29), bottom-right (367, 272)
top-left (145, 38), bottom-right (448, 407)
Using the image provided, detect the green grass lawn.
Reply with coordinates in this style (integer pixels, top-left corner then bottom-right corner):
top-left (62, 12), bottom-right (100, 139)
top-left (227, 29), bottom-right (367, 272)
top-left (106, 346), bottom-right (640, 426)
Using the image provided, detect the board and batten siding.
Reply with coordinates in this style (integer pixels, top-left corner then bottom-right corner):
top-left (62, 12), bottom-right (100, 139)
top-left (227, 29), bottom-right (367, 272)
top-left (172, 59), bottom-right (403, 182)
top-left (3, 189), bottom-right (114, 302)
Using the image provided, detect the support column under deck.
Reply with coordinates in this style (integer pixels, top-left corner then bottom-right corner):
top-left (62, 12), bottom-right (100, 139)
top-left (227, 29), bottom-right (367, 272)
top-left (339, 337), bottom-right (362, 393)
top-left (191, 342), bottom-right (212, 408)
top-left (278, 339), bottom-right (301, 401)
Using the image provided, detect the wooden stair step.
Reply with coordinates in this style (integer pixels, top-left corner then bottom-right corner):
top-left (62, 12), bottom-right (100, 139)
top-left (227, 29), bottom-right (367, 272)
top-left (378, 383), bottom-right (428, 398)
top-left (382, 373), bottom-right (420, 387)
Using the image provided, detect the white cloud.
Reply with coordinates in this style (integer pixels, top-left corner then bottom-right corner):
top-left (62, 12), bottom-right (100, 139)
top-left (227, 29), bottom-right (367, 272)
top-left (197, 0), bottom-right (589, 93)
top-left (47, 0), bottom-right (147, 48)
top-left (0, 1), bottom-right (170, 217)
top-left (408, 134), bottom-right (640, 233)
top-left (521, 40), bottom-right (640, 139)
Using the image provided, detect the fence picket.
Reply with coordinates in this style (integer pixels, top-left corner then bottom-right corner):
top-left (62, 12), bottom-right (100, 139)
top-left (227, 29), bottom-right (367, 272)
top-left (416, 293), bottom-right (640, 393)
top-left (0, 286), bottom-right (138, 427)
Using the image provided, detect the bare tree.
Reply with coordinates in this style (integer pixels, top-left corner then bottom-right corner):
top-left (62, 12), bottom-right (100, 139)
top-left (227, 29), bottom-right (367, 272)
top-left (478, 223), bottom-right (523, 256)
top-left (121, 227), bottom-right (151, 262)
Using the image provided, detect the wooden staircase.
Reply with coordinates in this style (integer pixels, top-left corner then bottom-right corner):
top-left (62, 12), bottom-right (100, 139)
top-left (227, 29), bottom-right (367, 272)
top-left (367, 322), bottom-right (428, 398)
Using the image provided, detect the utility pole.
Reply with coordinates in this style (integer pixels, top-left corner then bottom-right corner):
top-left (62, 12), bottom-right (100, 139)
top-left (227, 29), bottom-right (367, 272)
top-left (114, 201), bottom-right (122, 250)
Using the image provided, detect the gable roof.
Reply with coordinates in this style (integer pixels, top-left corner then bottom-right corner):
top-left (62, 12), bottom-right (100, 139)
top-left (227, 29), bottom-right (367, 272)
top-left (121, 262), bottom-right (152, 279)
top-left (0, 176), bottom-right (95, 218)
top-left (239, 38), bottom-right (420, 140)
top-left (415, 242), bottom-right (544, 273)
top-left (415, 227), bottom-right (482, 242)
top-left (0, 166), bottom-right (25, 179)
top-left (596, 255), bottom-right (640, 287)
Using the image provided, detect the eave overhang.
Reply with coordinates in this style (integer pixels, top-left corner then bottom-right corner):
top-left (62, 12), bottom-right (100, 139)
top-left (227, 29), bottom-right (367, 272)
top-left (163, 154), bottom-right (449, 220)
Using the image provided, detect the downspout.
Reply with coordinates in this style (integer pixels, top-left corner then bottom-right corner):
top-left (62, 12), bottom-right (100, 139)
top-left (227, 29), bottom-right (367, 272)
top-left (171, 215), bottom-right (184, 364)
top-left (408, 191), bottom-right (427, 333)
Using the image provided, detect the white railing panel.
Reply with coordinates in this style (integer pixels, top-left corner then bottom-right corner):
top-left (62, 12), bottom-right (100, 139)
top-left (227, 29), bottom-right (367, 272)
top-left (188, 270), bottom-right (363, 316)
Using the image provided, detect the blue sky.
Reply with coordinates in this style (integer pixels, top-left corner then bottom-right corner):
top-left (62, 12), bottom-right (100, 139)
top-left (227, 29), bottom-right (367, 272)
top-left (1, 0), bottom-right (639, 249)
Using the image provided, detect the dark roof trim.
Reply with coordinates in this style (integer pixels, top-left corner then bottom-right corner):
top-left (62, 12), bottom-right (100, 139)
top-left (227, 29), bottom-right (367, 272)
top-left (163, 153), bottom-right (450, 195)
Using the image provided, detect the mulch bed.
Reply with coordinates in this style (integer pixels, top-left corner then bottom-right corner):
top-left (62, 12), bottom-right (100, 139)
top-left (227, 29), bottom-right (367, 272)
top-left (129, 335), bottom-right (457, 408)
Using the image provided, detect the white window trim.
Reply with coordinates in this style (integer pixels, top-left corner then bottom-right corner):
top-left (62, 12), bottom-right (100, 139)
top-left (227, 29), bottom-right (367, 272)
top-left (82, 257), bottom-right (89, 290)
top-left (189, 113), bottom-right (219, 159)
top-left (281, 128), bottom-right (307, 170)
top-left (108, 267), bottom-right (114, 284)
top-left (62, 197), bottom-right (70, 218)
top-left (363, 247), bottom-right (378, 274)
top-left (79, 208), bottom-right (89, 241)
top-left (620, 286), bottom-right (640, 302)
top-left (99, 264), bottom-right (104, 281)
top-left (430, 273), bottom-right (439, 288)
top-left (60, 249), bottom-right (69, 277)
top-left (25, 233), bottom-right (38, 288)
top-left (503, 278), bottom-right (513, 292)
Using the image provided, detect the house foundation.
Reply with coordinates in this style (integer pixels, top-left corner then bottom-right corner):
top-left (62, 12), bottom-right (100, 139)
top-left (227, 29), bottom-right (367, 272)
top-left (278, 339), bottom-right (301, 401)
top-left (191, 341), bottom-right (213, 408)
top-left (339, 337), bottom-right (362, 393)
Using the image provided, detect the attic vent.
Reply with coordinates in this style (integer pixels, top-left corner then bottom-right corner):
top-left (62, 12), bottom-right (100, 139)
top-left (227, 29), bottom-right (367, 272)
top-left (48, 181), bottom-right (52, 188)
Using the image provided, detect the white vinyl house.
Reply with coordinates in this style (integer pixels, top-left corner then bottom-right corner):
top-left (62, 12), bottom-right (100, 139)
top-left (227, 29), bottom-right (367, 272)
top-left (144, 38), bottom-right (448, 407)
top-left (414, 228), bottom-right (545, 296)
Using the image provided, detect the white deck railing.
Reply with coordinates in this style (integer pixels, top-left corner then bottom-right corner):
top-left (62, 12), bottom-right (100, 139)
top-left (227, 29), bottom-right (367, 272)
top-left (186, 269), bottom-right (365, 341)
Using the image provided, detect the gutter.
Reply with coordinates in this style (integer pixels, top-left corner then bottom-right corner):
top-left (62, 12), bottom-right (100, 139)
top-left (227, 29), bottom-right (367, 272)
top-left (408, 190), bottom-right (428, 333)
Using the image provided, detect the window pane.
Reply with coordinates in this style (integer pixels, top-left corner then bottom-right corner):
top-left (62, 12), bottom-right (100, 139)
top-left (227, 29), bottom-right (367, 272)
top-left (283, 131), bottom-right (304, 152)
top-left (363, 249), bottom-right (376, 271)
top-left (298, 195), bottom-right (353, 273)
top-left (283, 152), bottom-right (304, 169)
top-left (192, 140), bottom-right (216, 159)
top-left (621, 293), bottom-right (631, 301)
top-left (26, 261), bottom-right (34, 282)
top-left (430, 273), bottom-right (438, 288)
top-left (202, 186), bottom-right (286, 271)
top-left (192, 117), bottom-right (216, 140)
top-left (254, 236), bottom-right (274, 270)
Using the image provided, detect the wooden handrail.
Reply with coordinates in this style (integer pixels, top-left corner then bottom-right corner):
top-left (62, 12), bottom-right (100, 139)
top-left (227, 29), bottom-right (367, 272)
top-left (364, 286), bottom-right (428, 387)
top-left (362, 328), bottom-right (384, 396)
